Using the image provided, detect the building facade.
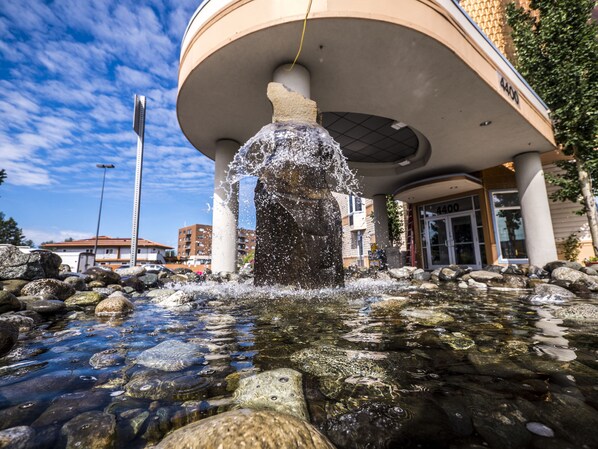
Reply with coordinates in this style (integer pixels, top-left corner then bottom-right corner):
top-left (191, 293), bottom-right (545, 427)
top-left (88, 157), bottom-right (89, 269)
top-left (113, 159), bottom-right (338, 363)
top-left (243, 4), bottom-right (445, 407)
top-left (177, 224), bottom-right (256, 264)
top-left (41, 236), bottom-right (172, 268)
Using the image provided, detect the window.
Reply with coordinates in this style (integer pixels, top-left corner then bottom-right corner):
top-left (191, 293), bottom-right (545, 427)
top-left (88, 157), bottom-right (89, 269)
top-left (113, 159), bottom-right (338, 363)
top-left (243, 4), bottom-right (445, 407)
top-left (105, 249), bottom-right (113, 254)
top-left (348, 195), bottom-right (364, 226)
top-left (490, 191), bottom-right (527, 262)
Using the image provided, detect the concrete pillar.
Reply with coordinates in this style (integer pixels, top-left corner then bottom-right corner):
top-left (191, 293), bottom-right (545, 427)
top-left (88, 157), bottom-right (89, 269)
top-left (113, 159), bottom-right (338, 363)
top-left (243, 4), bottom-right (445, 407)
top-left (514, 151), bottom-right (558, 266)
top-left (373, 194), bottom-right (391, 249)
top-left (273, 64), bottom-right (310, 98)
top-left (211, 139), bottom-right (239, 273)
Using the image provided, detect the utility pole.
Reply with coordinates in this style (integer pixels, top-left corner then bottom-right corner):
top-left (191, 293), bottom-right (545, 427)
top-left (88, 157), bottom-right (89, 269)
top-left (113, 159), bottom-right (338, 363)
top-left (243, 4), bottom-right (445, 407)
top-left (93, 164), bottom-right (115, 263)
top-left (130, 95), bottom-right (146, 266)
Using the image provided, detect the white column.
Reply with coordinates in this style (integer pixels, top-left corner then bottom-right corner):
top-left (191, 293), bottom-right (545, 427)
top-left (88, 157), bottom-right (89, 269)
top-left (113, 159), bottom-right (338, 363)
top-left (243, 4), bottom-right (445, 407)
top-left (373, 194), bottom-right (391, 249)
top-left (211, 139), bottom-right (239, 273)
top-left (514, 151), bottom-right (558, 266)
top-left (273, 64), bottom-right (310, 98)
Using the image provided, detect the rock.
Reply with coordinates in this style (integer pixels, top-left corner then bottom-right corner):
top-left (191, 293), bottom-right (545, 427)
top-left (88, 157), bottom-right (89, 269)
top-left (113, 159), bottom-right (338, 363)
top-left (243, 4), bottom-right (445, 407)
top-left (146, 289), bottom-right (176, 298)
top-left (136, 340), bottom-right (202, 371)
top-left (155, 409), bottom-right (335, 449)
top-left (419, 282), bottom-right (438, 290)
top-left (0, 279), bottom-right (29, 295)
top-left (528, 265), bottom-right (549, 278)
top-left (124, 370), bottom-right (211, 401)
top-left (153, 290), bottom-right (195, 310)
top-left (554, 304), bottom-right (598, 323)
top-left (89, 348), bottom-right (126, 369)
top-left (438, 265), bottom-right (464, 281)
top-left (457, 281), bottom-right (468, 289)
top-left (121, 276), bottom-right (145, 293)
top-left (467, 279), bottom-right (487, 289)
top-left (88, 280), bottom-right (105, 288)
top-left (0, 321), bottom-right (19, 357)
top-left (440, 332), bottom-right (476, 350)
top-left (0, 291), bottom-right (21, 314)
top-left (469, 270), bottom-right (503, 282)
top-left (21, 279), bottom-right (75, 300)
top-left (370, 296), bottom-right (410, 313)
top-left (139, 273), bottom-right (159, 288)
top-left (33, 390), bottom-right (110, 427)
top-left (0, 426), bottom-right (36, 449)
top-left (0, 246), bottom-right (61, 281)
top-left (0, 313), bottom-right (35, 332)
top-left (412, 269), bottom-right (431, 282)
top-left (501, 274), bottom-right (530, 289)
top-left (388, 268), bottom-right (412, 280)
top-left (233, 368), bottom-right (308, 420)
top-left (551, 267), bottom-right (598, 290)
top-left (114, 266), bottom-right (146, 277)
top-left (544, 260), bottom-right (583, 272)
top-left (529, 283), bottom-right (575, 302)
top-left (468, 352), bottom-right (535, 378)
top-left (580, 266), bottom-right (598, 276)
top-left (85, 266), bottom-right (121, 285)
top-left (23, 299), bottom-right (66, 315)
top-left (64, 291), bottom-right (105, 307)
top-left (95, 294), bottom-right (134, 316)
top-left (63, 275), bottom-right (87, 291)
top-left (400, 308), bottom-right (454, 326)
top-left (0, 401), bottom-right (46, 431)
top-left (60, 411), bottom-right (116, 449)
top-left (526, 422), bottom-right (555, 438)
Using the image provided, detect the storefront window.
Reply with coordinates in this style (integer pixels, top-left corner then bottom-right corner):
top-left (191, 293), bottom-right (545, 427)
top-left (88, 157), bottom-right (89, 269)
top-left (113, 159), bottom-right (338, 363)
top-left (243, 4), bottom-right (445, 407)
top-left (491, 191), bottom-right (527, 262)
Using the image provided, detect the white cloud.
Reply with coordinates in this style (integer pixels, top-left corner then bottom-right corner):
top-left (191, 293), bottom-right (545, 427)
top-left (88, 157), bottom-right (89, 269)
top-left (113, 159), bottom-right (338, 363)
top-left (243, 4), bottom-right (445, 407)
top-left (23, 228), bottom-right (92, 246)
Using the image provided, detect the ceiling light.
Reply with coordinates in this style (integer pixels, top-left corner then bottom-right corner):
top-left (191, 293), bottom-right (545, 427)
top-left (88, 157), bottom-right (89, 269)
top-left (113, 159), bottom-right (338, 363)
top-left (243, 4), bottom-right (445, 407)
top-left (391, 121), bottom-right (408, 130)
top-left (479, 120), bottom-right (492, 127)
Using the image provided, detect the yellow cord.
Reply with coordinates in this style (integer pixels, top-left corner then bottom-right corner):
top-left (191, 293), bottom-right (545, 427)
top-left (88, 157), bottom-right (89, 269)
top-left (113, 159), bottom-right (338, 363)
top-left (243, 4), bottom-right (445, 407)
top-left (288, 0), bottom-right (313, 71)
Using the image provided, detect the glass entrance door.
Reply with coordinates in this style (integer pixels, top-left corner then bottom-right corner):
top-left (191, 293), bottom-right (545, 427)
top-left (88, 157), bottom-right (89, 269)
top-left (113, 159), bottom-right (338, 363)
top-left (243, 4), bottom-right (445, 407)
top-left (425, 212), bottom-right (481, 269)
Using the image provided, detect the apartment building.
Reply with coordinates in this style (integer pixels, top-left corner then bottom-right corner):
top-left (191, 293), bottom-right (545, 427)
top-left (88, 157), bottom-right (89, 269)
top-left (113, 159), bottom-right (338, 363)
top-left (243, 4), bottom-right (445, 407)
top-left (177, 224), bottom-right (256, 264)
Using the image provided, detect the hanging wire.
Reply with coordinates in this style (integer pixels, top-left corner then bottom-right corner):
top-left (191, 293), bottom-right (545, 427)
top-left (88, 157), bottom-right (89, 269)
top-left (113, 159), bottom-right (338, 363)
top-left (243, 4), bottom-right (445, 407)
top-left (288, 0), bottom-right (313, 71)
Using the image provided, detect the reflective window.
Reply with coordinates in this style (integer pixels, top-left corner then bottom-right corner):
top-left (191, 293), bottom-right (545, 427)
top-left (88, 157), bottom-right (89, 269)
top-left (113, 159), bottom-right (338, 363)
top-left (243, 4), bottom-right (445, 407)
top-left (491, 191), bottom-right (527, 261)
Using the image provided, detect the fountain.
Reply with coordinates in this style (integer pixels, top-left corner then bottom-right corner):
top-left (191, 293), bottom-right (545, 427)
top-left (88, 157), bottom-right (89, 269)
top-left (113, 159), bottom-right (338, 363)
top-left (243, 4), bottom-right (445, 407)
top-left (228, 82), bottom-right (359, 289)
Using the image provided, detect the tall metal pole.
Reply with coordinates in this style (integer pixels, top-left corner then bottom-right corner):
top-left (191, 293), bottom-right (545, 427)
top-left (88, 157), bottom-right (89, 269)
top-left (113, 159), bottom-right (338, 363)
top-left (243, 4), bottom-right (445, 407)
top-left (130, 95), bottom-right (146, 266)
top-left (93, 164), bottom-right (115, 262)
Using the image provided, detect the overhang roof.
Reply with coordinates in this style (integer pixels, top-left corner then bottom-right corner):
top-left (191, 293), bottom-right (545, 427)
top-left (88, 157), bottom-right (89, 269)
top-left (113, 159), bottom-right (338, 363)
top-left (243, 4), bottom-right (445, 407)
top-left (178, 0), bottom-right (556, 198)
top-left (41, 237), bottom-right (173, 249)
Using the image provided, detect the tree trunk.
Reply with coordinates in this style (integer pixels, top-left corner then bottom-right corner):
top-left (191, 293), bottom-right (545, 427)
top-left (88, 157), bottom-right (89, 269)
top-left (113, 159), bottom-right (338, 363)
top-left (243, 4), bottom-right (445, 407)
top-left (574, 155), bottom-right (598, 256)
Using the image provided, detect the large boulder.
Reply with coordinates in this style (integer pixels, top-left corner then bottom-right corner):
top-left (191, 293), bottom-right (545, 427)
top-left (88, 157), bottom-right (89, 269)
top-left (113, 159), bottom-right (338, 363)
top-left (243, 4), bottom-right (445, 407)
top-left (544, 260), bottom-right (583, 273)
top-left (85, 267), bottom-right (121, 285)
top-left (551, 267), bottom-right (598, 291)
top-left (21, 279), bottom-right (75, 300)
top-left (155, 409), bottom-right (336, 449)
top-left (0, 246), bottom-right (61, 281)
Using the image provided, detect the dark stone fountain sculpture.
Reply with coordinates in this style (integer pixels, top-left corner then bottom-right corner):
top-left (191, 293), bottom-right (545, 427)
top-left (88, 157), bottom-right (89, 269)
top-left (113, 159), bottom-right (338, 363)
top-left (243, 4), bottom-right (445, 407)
top-left (228, 83), bottom-right (359, 288)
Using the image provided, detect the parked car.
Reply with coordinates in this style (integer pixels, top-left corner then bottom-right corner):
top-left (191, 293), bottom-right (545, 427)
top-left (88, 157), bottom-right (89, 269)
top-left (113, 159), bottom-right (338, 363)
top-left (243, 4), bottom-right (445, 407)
top-left (143, 264), bottom-right (174, 274)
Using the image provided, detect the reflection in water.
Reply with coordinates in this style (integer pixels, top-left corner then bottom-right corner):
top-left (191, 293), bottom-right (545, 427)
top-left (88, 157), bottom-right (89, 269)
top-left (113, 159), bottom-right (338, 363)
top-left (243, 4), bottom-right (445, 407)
top-left (533, 307), bottom-right (577, 362)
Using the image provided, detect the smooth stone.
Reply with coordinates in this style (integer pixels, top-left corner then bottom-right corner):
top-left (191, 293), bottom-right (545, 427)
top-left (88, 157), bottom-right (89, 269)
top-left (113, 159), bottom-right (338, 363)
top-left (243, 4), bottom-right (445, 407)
top-left (438, 265), bottom-right (465, 281)
top-left (554, 304), bottom-right (598, 323)
top-left (24, 299), bottom-right (66, 314)
top-left (0, 314), bottom-right (35, 332)
top-left (85, 266), bottom-right (121, 285)
top-left (469, 270), bottom-right (503, 282)
top-left (370, 296), bottom-right (410, 313)
top-left (60, 411), bottom-right (116, 449)
top-left (551, 267), bottom-right (598, 290)
top-left (467, 279), bottom-right (487, 289)
top-left (124, 370), bottom-right (211, 401)
top-left (121, 276), bottom-right (145, 293)
top-left (501, 274), bottom-right (530, 289)
top-left (0, 280), bottom-right (28, 296)
top-left (153, 290), bottom-right (195, 310)
top-left (88, 280), bottom-right (105, 288)
top-left (95, 295), bottom-right (134, 316)
top-left (400, 308), bottom-right (454, 326)
top-left (145, 288), bottom-right (176, 298)
top-left (526, 422), bottom-right (554, 437)
top-left (0, 290), bottom-right (21, 314)
top-left (63, 276), bottom-right (87, 291)
top-left (530, 283), bottom-right (575, 301)
top-left (233, 368), bottom-right (308, 420)
top-left (136, 340), bottom-right (201, 371)
top-left (89, 348), bottom-right (126, 369)
top-left (388, 268), bottom-right (412, 280)
top-left (468, 352), bottom-right (535, 378)
top-left (32, 390), bottom-right (110, 427)
top-left (412, 269), bottom-right (431, 282)
top-left (0, 401), bottom-right (46, 431)
top-left (21, 278), bottom-right (75, 300)
top-left (114, 266), bottom-right (146, 277)
top-left (580, 266), bottom-right (598, 276)
top-left (419, 282), bottom-right (438, 290)
top-left (544, 260), bottom-right (582, 272)
top-left (155, 409), bottom-right (335, 449)
top-left (0, 321), bottom-right (19, 357)
top-left (440, 332), bottom-right (476, 350)
top-left (0, 371), bottom-right (92, 406)
top-left (139, 273), bottom-right (159, 288)
top-left (64, 291), bottom-right (105, 307)
top-left (0, 426), bottom-right (36, 449)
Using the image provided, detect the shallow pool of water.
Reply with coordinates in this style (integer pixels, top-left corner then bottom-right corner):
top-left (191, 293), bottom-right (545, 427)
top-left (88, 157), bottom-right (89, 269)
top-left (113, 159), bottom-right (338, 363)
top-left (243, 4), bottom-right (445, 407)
top-left (1, 280), bottom-right (597, 448)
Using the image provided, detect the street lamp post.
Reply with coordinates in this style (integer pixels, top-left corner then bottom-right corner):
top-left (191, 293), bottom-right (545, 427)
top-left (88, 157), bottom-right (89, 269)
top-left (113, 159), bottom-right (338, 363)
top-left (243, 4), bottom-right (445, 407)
top-left (93, 164), bottom-right (115, 262)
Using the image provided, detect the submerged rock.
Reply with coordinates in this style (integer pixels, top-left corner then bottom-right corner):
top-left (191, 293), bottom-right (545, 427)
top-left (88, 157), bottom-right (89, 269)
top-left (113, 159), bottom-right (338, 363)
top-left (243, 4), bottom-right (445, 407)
top-left (155, 409), bottom-right (335, 449)
top-left (89, 348), bottom-right (126, 369)
top-left (60, 411), bottom-right (116, 449)
top-left (530, 283), bottom-right (575, 302)
top-left (400, 308), bottom-right (454, 326)
top-left (136, 340), bottom-right (202, 371)
top-left (0, 426), bottom-right (36, 449)
top-left (124, 370), bottom-right (211, 401)
top-left (439, 332), bottom-right (476, 350)
top-left (554, 304), bottom-right (598, 323)
top-left (233, 368), bottom-right (308, 420)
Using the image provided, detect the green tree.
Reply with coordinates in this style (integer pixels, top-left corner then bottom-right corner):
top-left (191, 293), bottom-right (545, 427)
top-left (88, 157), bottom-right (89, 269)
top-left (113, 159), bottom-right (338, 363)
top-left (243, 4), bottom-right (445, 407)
top-left (506, 0), bottom-right (598, 255)
top-left (0, 170), bottom-right (33, 246)
top-left (386, 195), bottom-right (404, 247)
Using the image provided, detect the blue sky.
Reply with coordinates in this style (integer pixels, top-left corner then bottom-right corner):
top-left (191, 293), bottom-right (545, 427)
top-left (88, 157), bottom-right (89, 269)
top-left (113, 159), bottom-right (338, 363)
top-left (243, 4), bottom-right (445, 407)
top-left (0, 0), bottom-right (256, 250)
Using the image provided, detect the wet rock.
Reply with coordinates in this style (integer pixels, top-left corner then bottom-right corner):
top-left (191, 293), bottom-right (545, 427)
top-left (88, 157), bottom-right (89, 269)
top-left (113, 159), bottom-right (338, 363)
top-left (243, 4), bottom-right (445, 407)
top-left (115, 266), bottom-right (146, 277)
top-left (440, 332), bottom-right (476, 350)
top-left (95, 293), bottom-right (134, 316)
top-left (0, 401), bottom-right (46, 431)
top-left (0, 279), bottom-right (28, 295)
top-left (88, 280), bottom-right (105, 288)
top-left (0, 371), bottom-right (92, 406)
top-left (139, 273), bottom-right (159, 288)
top-left (439, 265), bottom-right (464, 281)
top-left (32, 390), bottom-right (110, 427)
top-left (63, 275), bottom-right (87, 291)
top-left (155, 409), bottom-right (335, 449)
top-left (124, 369), bottom-right (211, 401)
top-left (580, 266), bottom-right (598, 276)
top-left (388, 268), bottom-right (412, 280)
top-left (0, 313), bottom-right (35, 332)
top-left (0, 321), bottom-right (18, 357)
top-left (530, 283), bottom-right (575, 301)
top-left (554, 304), bottom-right (598, 323)
top-left (458, 281), bottom-right (468, 289)
top-left (24, 299), bottom-right (66, 315)
top-left (90, 348), bottom-right (126, 369)
top-left (21, 278), bottom-right (75, 300)
top-left (528, 265), bottom-right (549, 278)
top-left (60, 411), bottom-right (116, 449)
top-left (551, 267), bottom-right (598, 290)
top-left (121, 276), bottom-right (145, 293)
top-left (0, 426), bottom-right (36, 449)
top-left (0, 246), bottom-right (61, 281)
top-left (116, 408), bottom-right (149, 441)
top-left (469, 270), bottom-right (503, 282)
top-left (467, 279), bottom-right (487, 290)
top-left (468, 352), bottom-right (535, 378)
top-left (400, 308), bottom-right (454, 326)
top-left (233, 368), bottom-right (308, 420)
top-left (0, 290), bottom-right (21, 314)
top-left (503, 265), bottom-right (525, 275)
top-left (499, 340), bottom-right (529, 356)
top-left (153, 290), bottom-right (195, 310)
top-left (468, 399), bottom-right (531, 449)
top-left (64, 291), bottom-right (105, 307)
top-left (146, 288), bottom-right (176, 299)
top-left (136, 340), bottom-right (201, 371)
top-left (526, 422), bottom-right (554, 438)
top-left (419, 282), bottom-right (438, 290)
top-left (370, 296), bottom-right (410, 313)
top-left (501, 274), bottom-right (530, 289)
top-left (412, 269), bottom-right (431, 282)
top-left (85, 266), bottom-right (121, 285)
